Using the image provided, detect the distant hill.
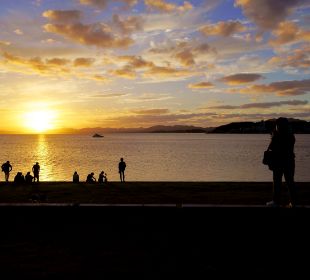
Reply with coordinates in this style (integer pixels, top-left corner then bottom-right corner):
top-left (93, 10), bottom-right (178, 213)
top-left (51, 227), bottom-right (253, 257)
top-left (208, 118), bottom-right (310, 134)
top-left (11, 118), bottom-right (308, 134)
top-left (54, 125), bottom-right (210, 134)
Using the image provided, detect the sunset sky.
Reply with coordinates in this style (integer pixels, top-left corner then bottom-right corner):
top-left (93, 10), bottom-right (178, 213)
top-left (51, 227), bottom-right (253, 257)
top-left (0, 0), bottom-right (309, 133)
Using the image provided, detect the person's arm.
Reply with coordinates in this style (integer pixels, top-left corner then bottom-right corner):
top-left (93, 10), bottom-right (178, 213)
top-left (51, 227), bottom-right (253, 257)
top-left (9, 165), bottom-right (12, 171)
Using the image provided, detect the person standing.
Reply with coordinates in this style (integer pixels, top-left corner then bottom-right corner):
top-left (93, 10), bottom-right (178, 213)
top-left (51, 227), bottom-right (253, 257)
top-left (1, 161), bottom-right (12, 182)
top-left (118, 157), bottom-right (126, 182)
top-left (32, 162), bottom-right (40, 182)
top-left (73, 171), bottom-right (79, 183)
top-left (265, 117), bottom-right (297, 208)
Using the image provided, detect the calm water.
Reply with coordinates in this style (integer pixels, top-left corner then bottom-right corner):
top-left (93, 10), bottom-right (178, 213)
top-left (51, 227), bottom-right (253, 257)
top-left (0, 133), bottom-right (309, 182)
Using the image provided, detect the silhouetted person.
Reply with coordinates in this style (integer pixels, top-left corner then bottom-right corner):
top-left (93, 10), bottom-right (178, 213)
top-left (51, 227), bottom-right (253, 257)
top-left (86, 172), bottom-right (96, 183)
top-left (25, 172), bottom-right (34, 184)
top-left (14, 172), bottom-right (25, 185)
top-left (118, 157), bottom-right (126, 182)
top-left (73, 171), bottom-right (79, 183)
top-left (265, 117), bottom-right (297, 208)
top-left (98, 171), bottom-right (107, 184)
top-left (1, 161), bottom-right (12, 182)
top-left (32, 162), bottom-right (40, 182)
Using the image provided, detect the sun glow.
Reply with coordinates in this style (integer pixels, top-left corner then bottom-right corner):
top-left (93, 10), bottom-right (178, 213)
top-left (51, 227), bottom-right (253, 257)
top-left (24, 110), bottom-right (56, 133)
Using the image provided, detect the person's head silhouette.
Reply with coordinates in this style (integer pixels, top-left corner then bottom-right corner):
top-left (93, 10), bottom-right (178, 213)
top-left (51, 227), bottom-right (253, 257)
top-left (276, 117), bottom-right (289, 133)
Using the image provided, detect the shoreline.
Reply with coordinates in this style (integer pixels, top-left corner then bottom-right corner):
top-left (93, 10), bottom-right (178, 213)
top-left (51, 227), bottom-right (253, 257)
top-left (1, 181), bottom-right (309, 206)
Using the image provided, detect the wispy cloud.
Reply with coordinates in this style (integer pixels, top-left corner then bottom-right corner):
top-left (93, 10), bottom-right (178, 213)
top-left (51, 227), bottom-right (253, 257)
top-left (208, 100), bottom-right (308, 109)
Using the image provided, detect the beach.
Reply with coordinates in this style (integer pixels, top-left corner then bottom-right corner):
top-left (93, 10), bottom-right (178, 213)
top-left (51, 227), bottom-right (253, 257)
top-left (0, 181), bottom-right (309, 278)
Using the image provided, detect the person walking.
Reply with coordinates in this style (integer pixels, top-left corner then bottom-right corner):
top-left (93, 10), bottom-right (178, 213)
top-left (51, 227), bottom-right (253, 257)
top-left (265, 117), bottom-right (297, 208)
top-left (1, 161), bottom-right (12, 182)
top-left (118, 157), bottom-right (126, 182)
top-left (32, 162), bottom-right (40, 182)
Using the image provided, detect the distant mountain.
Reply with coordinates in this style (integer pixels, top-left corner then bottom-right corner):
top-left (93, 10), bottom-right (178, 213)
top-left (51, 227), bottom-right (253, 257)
top-left (20, 118), bottom-right (310, 135)
top-left (56, 125), bottom-right (210, 134)
top-left (207, 118), bottom-right (310, 134)
top-left (144, 125), bottom-right (207, 133)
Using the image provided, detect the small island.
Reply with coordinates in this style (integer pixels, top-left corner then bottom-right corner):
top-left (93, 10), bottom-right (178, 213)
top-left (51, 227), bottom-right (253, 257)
top-left (92, 133), bottom-right (104, 138)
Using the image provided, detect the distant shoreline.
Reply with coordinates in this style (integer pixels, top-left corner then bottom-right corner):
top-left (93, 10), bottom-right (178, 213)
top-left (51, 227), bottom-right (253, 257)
top-left (1, 181), bottom-right (309, 206)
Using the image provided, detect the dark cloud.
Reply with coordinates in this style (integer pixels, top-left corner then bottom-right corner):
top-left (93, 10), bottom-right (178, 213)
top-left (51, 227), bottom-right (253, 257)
top-left (235, 0), bottom-right (305, 30)
top-left (236, 79), bottom-right (310, 96)
top-left (208, 100), bottom-right (308, 109)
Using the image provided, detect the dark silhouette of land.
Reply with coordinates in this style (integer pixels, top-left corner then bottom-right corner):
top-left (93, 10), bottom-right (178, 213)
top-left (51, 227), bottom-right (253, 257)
top-left (53, 118), bottom-right (310, 134)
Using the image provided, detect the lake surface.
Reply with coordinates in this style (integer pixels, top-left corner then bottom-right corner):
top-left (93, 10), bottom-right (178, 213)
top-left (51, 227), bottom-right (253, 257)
top-left (0, 133), bottom-right (309, 182)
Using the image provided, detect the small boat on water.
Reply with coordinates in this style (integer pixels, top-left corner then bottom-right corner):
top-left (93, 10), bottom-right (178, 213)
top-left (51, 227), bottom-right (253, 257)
top-left (92, 133), bottom-right (104, 138)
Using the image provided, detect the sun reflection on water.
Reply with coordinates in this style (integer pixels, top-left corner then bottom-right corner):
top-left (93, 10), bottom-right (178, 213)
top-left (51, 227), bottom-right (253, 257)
top-left (35, 134), bottom-right (54, 181)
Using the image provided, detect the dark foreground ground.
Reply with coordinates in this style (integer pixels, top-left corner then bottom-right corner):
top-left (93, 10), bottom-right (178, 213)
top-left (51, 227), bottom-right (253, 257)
top-left (0, 206), bottom-right (309, 279)
top-left (0, 182), bottom-right (309, 278)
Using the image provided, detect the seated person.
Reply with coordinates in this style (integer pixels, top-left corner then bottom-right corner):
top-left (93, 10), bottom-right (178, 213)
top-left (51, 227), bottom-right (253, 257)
top-left (73, 171), bottom-right (79, 183)
top-left (14, 172), bottom-right (25, 185)
top-left (25, 171), bottom-right (34, 184)
top-left (86, 172), bottom-right (96, 183)
top-left (98, 171), bottom-right (107, 184)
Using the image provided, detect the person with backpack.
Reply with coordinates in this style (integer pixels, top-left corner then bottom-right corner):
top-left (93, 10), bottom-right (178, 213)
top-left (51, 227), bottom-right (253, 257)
top-left (265, 117), bottom-right (297, 208)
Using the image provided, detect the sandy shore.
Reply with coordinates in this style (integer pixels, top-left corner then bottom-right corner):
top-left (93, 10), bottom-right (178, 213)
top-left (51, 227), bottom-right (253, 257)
top-left (0, 181), bottom-right (309, 206)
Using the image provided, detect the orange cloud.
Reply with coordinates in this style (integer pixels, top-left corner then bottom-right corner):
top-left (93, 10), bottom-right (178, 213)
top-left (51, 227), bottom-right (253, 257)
top-left (220, 73), bottom-right (263, 85)
top-left (268, 45), bottom-right (310, 69)
top-left (43, 11), bottom-right (142, 49)
top-left (0, 40), bottom-right (11, 46)
top-left (42, 10), bottom-right (82, 23)
top-left (143, 65), bottom-right (192, 78)
top-left (44, 22), bottom-right (134, 49)
top-left (149, 41), bottom-right (216, 66)
top-left (79, 0), bottom-right (137, 9)
top-left (1, 52), bottom-right (103, 82)
top-left (188, 82), bottom-right (214, 89)
top-left (132, 108), bottom-right (169, 115)
top-left (269, 21), bottom-right (310, 46)
top-left (112, 14), bottom-right (144, 35)
top-left (109, 67), bottom-right (137, 79)
top-left (46, 58), bottom-right (70, 66)
top-left (144, 0), bottom-right (192, 13)
top-left (200, 21), bottom-right (246, 37)
top-left (74, 58), bottom-right (95, 67)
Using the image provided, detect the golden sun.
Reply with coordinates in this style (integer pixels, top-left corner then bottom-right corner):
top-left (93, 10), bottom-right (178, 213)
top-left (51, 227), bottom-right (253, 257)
top-left (24, 110), bottom-right (56, 133)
